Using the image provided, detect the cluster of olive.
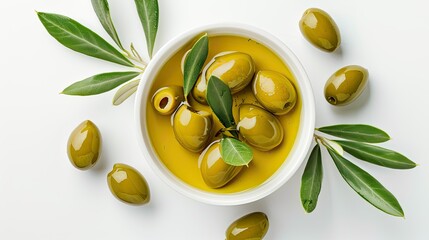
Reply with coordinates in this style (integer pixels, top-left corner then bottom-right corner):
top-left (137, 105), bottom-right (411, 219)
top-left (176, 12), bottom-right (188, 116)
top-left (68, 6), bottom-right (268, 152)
top-left (152, 48), bottom-right (297, 188)
top-left (67, 120), bottom-right (150, 205)
top-left (300, 8), bottom-right (368, 105)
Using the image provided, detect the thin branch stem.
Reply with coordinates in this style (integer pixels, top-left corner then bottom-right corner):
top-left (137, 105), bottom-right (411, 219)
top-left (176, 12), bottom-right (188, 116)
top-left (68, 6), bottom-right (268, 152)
top-left (131, 43), bottom-right (144, 62)
top-left (125, 50), bottom-right (146, 64)
top-left (314, 134), bottom-right (330, 149)
top-left (133, 65), bottom-right (146, 71)
top-left (122, 44), bottom-right (147, 71)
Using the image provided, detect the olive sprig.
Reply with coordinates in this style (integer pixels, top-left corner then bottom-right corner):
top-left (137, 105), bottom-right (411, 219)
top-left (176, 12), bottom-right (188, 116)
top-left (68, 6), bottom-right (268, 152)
top-left (37, 0), bottom-right (159, 105)
top-left (300, 124), bottom-right (416, 217)
top-left (207, 76), bottom-right (253, 167)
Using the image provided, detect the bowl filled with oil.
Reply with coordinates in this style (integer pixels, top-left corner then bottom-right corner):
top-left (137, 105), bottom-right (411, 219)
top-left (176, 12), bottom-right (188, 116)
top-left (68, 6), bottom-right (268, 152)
top-left (135, 23), bottom-right (315, 205)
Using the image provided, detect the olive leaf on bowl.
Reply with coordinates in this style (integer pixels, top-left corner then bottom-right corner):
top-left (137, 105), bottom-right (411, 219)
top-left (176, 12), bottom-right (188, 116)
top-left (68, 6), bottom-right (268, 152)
top-left (37, 0), bottom-right (159, 105)
top-left (183, 33), bottom-right (209, 100)
top-left (300, 124), bottom-right (416, 217)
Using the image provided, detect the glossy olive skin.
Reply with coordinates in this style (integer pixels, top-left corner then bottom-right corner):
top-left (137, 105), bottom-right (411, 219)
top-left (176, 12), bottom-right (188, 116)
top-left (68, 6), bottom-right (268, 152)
top-left (192, 52), bottom-right (255, 104)
top-left (67, 120), bottom-right (101, 170)
top-left (324, 65), bottom-right (369, 106)
top-left (107, 163), bottom-right (150, 205)
top-left (299, 8), bottom-right (341, 52)
top-left (192, 75), bottom-right (207, 104)
top-left (152, 86), bottom-right (184, 115)
top-left (200, 142), bottom-right (242, 188)
top-left (252, 70), bottom-right (297, 115)
top-left (237, 104), bottom-right (284, 151)
top-left (206, 52), bottom-right (255, 94)
top-left (226, 212), bottom-right (269, 240)
top-left (172, 104), bottom-right (213, 152)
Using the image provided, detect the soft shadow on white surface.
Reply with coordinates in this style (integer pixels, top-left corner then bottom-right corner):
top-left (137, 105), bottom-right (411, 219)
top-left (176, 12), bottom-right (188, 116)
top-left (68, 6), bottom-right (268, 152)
top-left (330, 79), bottom-right (372, 115)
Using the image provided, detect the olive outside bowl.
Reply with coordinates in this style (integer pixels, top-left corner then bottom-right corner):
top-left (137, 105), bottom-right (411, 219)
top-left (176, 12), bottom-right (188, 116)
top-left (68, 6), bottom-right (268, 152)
top-left (134, 23), bottom-right (315, 205)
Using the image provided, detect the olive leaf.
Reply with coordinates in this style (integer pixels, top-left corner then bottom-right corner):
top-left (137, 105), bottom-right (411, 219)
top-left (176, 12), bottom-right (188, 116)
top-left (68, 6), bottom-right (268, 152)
top-left (221, 137), bottom-right (253, 167)
top-left (112, 79), bottom-right (140, 105)
top-left (317, 124), bottom-right (390, 143)
top-left (91, 0), bottom-right (124, 50)
top-left (300, 144), bottom-right (323, 213)
top-left (207, 76), bottom-right (235, 128)
top-left (319, 138), bottom-right (343, 156)
top-left (37, 12), bottom-right (133, 67)
top-left (62, 71), bottom-right (140, 96)
top-left (134, 0), bottom-right (159, 58)
top-left (183, 33), bottom-right (208, 98)
top-left (336, 140), bottom-right (416, 169)
top-left (327, 147), bottom-right (404, 217)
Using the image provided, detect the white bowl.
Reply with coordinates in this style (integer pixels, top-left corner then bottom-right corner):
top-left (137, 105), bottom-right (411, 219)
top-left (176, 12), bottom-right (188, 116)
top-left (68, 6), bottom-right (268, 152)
top-left (135, 23), bottom-right (315, 205)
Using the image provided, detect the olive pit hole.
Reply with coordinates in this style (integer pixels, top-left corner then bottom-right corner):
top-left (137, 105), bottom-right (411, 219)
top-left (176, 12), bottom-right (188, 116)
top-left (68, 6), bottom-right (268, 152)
top-left (328, 96), bottom-right (337, 105)
top-left (159, 97), bottom-right (169, 109)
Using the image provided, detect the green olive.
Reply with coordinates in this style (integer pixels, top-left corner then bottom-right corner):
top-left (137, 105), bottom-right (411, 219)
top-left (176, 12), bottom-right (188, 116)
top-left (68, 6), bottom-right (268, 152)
top-left (107, 163), bottom-right (150, 205)
top-left (152, 86), bottom-right (184, 115)
top-left (324, 65), bottom-right (369, 106)
top-left (192, 75), bottom-right (207, 104)
top-left (299, 8), bottom-right (341, 52)
top-left (206, 52), bottom-right (255, 94)
top-left (237, 104), bottom-right (284, 151)
top-left (67, 120), bottom-right (101, 170)
top-left (252, 70), bottom-right (297, 115)
top-left (173, 104), bottom-right (213, 152)
top-left (191, 52), bottom-right (255, 103)
top-left (225, 212), bottom-right (269, 240)
top-left (200, 142), bottom-right (242, 188)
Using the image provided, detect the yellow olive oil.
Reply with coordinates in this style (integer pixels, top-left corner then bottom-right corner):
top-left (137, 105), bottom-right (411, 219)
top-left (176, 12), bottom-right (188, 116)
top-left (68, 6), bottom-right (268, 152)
top-left (146, 35), bottom-right (302, 193)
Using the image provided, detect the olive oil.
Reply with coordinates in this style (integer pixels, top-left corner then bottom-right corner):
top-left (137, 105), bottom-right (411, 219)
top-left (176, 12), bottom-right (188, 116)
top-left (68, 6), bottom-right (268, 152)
top-left (146, 35), bottom-right (302, 193)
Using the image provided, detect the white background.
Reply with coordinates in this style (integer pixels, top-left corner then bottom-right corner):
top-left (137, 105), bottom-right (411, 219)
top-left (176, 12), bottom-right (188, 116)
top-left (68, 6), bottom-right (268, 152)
top-left (1, 0), bottom-right (428, 239)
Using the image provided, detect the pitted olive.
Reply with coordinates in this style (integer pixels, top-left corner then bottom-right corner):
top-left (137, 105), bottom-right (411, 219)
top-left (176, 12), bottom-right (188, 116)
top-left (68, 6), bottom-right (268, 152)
top-left (192, 75), bottom-right (207, 104)
top-left (67, 120), bottom-right (101, 170)
top-left (237, 104), bottom-right (284, 151)
top-left (200, 142), bottom-right (243, 188)
top-left (299, 8), bottom-right (341, 52)
top-left (152, 86), bottom-right (184, 115)
top-left (252, 70), bottom-right (297, 115)
top-left (225, 212), bottom-right (269, 240)
top-left (172, 104), bottom-right (213, 152)
top-left (324, 65), bottom-right (368, 106)
top-left (107, 163), bottom-right (150, 205)
top-left (206, 52), bottom-right (255, 94)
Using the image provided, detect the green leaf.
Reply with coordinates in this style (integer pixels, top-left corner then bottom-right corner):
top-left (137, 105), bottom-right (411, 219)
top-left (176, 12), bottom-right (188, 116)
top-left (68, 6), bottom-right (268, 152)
top-left (320, 137), bottom-right (343, 156)
top-left (112, 79), bottom-right (140, 105)
top-left (183, 33), bottom-right (209, 98)
top-left (317, 124), bottom-right (390, 143)
top-left (62, 71), bottom-right (140, 96)
top-left (134, 0), bottom-right (159, 58)
top-left (327, 147), bottom-right (404, 217)
top-left (300, 144), bottom-right (323, 213)
top-left (337, 140), bottom-right (416, 169)
top-left (207, 76), bottom-right (235, 128)
top-left (91, 0), bottom-right (123, 50)
top-left (220, 137), bottom-right (253, 167)
top-left (37, 12), bottom-right (133, 67)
